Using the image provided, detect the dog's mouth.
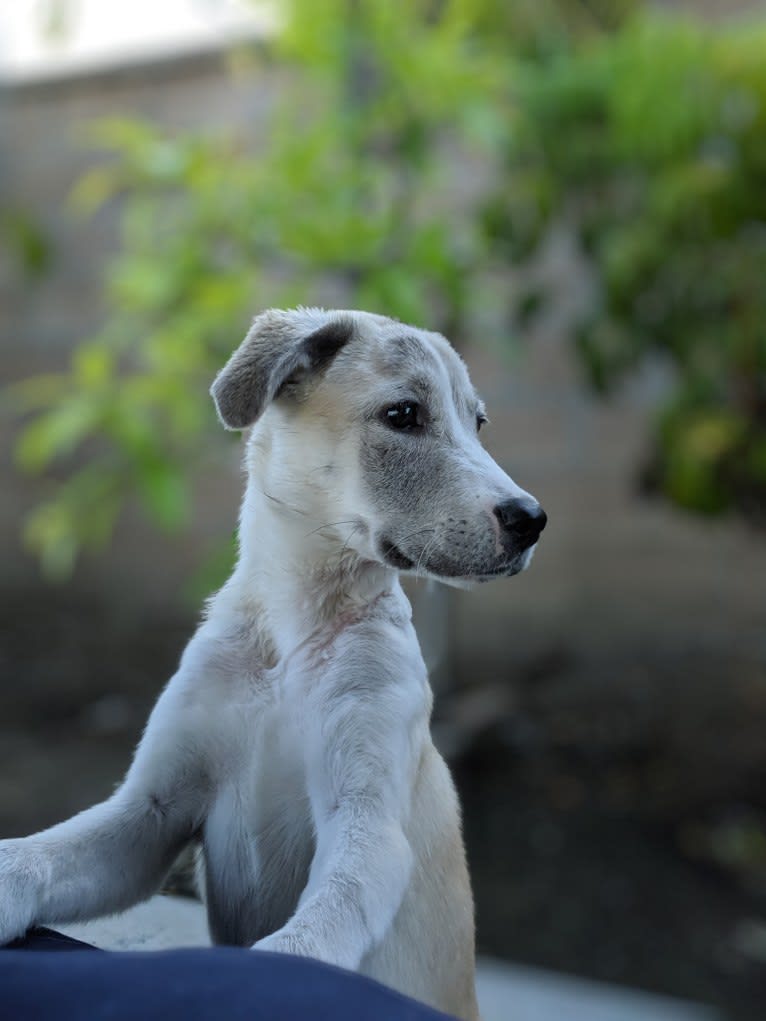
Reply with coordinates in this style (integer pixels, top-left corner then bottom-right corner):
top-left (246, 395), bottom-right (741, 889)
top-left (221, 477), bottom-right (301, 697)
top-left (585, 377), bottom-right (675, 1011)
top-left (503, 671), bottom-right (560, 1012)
top-left (472, 561), bottom-right (523, 582)
top-left (378, 535), bottom-right (527, 581)
top-left (379, 537), bottom-right (416, 570)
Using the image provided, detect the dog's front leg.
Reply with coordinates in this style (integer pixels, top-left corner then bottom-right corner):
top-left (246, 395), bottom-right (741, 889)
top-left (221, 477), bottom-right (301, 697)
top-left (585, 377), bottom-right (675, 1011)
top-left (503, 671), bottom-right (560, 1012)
top-left (254, 629), bottom-right (428, 970)
top-left (253, 805), bottom-right (413, 970)
top-left (0, 661), bottom-right (214, 945)
top-left (0, 793), bottom-right (188, 945)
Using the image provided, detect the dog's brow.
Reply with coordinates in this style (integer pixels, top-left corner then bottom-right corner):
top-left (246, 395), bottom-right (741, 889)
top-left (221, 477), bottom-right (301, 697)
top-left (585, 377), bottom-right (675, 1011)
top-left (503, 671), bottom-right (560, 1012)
top-left (445, 365), bottom-right (476, 420)
top-left (406, 376), bottom-right (434, 401)
top-left (383, 334), bottom-right (438, 374)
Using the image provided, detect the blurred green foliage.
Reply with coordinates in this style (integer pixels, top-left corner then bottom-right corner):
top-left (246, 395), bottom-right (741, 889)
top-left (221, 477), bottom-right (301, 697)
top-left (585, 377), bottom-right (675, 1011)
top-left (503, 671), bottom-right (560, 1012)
top-left (9, 0), bottom-right (514, 579)
top-left (7, 2), bottom-right (765, 581)
top-left (1, 209), bottom-right (52, 279)
top-left (489, 14), bottom-right (766, 519)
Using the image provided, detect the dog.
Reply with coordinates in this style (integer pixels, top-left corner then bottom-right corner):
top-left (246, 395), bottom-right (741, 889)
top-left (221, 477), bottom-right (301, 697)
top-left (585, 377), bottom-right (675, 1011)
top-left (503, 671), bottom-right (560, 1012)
top-left (0, 308), bottom-right (546, 1020)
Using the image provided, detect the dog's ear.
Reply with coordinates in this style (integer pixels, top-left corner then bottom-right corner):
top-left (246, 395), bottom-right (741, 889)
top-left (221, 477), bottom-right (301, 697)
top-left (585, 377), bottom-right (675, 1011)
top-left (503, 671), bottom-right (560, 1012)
top-left (210, 309), bottom-right (354, 430)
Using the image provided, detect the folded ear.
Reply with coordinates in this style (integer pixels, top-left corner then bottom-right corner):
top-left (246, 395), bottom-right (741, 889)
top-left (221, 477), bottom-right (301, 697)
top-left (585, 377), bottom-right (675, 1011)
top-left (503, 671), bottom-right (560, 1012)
top-left (210, 309), bottom-right (355, 430)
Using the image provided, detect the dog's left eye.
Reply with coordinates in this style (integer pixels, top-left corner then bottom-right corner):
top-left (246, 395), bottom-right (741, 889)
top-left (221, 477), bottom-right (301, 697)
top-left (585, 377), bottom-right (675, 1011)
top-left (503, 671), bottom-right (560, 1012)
top-left (383, 402), bottom-right (423, 431)
top-left (476, 413), bottom-right (488, 432)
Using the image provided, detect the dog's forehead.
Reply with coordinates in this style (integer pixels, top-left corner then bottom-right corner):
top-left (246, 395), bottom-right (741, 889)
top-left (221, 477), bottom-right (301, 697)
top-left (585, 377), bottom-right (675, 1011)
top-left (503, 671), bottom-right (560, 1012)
top-left (342, 316), bottom-right (479, 413)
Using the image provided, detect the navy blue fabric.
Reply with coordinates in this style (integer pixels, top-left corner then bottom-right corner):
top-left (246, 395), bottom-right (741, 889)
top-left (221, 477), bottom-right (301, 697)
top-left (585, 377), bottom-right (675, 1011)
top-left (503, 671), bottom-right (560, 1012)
top-left (0, 930), bottom-right (457, 1021)
top-left (5, 927), bottom-right (101, 953)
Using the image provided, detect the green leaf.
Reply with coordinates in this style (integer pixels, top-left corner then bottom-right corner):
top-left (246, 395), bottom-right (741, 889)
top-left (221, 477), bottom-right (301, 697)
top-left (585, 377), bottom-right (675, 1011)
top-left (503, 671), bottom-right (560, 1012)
top-left (1, 210), bottom-right (52, 278)
top-left (69, 167), bottom-right (122, 214)
top-left (16, 396), bottom-right (103, 472)
top-left (136, 460), bottom-right (189, 532)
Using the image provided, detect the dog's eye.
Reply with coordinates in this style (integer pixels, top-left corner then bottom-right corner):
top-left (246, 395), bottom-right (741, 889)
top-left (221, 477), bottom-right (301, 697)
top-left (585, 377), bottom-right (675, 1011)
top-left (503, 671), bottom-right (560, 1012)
top-left (383, 402), bottom-right (422, 431)
top-left (476, 413), bottom-right (488, 432)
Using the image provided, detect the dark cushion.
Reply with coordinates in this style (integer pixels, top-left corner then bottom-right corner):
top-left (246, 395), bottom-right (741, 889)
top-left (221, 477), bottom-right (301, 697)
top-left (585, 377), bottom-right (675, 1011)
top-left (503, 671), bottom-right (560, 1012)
top-left (0, 929), bottom-right (456, 1021)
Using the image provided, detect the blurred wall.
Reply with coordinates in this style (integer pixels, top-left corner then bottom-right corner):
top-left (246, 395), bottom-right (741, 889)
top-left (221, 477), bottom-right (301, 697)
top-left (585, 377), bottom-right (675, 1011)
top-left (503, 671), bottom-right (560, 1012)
top-left (2, 50), bottom-right (764, 814)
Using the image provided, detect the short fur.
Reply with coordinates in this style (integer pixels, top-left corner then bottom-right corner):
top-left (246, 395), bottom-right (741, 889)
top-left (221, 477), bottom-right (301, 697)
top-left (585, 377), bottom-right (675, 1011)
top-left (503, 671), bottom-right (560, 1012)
top-left (0, 309), bottom-right (546, 1020)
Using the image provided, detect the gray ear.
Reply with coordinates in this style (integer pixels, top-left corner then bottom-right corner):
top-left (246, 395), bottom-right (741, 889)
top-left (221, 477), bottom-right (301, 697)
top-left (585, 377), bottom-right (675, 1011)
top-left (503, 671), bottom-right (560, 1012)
top-left (210, 309), bottom-right (354, 430)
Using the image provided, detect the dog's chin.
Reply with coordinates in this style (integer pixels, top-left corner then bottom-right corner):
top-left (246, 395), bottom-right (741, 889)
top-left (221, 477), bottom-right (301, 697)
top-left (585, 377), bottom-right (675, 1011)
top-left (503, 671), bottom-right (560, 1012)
top-left (379, 539), bottom-right (533, 586)
top-left (469, 560), bottom-right (525, 584)
top-left (471, 544), bottom-right (538, 581)
top-left (413, 561), bottom-right (522, 589)
top-left (470, 543), bottom-right (537, 582)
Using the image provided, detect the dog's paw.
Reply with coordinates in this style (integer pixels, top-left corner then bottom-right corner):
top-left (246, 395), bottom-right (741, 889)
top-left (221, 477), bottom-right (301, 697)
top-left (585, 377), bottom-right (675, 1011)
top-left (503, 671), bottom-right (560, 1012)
top-left (252, 926), bottom-right (337, 964)
top-left (252, 923), bottom-right (359, 971)
top-left (0, 839), bottom-right (43, 945)
top-left (252, 928), bottom-right (313, 958)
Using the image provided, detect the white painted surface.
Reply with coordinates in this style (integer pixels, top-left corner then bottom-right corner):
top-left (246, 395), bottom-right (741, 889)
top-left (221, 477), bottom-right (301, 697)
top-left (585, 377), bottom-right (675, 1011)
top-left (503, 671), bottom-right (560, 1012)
top-left (0, 0), bottom-right (276, 83)
top-left (61, 894), bottom-right (211, 951)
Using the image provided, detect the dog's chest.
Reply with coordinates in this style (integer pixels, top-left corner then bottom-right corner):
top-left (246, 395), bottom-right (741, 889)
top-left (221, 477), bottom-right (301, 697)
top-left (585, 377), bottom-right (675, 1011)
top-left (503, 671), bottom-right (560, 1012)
top-left (202, 693), bottom-right (316, 945)
top-left (198, 617), bottom-right (402, 945)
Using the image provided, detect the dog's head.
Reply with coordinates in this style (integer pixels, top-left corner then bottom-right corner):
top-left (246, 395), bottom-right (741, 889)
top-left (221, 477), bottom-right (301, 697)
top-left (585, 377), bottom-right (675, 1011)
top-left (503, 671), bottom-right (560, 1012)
top-left (211, 308), bottom-right (546, 583)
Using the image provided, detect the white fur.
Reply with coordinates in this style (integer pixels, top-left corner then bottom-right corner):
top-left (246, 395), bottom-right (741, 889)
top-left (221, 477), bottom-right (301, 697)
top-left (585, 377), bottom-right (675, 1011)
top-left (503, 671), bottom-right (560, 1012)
top-left (0, 309), bottom-right (548, 1021)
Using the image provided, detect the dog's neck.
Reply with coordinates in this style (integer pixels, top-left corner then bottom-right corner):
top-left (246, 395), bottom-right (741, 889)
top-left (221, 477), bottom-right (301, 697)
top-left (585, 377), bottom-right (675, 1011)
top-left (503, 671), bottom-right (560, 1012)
top-left (234, 481), bottom-right (400, 660)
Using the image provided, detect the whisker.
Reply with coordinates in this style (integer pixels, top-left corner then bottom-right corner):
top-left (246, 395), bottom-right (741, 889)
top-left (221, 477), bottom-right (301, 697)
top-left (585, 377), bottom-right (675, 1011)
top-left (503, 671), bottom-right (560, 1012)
top-left (303, 519), bottom-right (360, 539)
top-left (415, 530), bottom-right (440, 579)
top-left (394, 525), bottom-right (436, 545)
top-left (260, 489), bottom-right (309, 517)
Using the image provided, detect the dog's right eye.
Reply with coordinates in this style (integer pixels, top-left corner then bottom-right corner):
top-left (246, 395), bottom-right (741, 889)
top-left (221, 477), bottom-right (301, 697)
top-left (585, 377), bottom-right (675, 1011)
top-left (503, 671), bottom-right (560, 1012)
top-left (382, 402), bottom-right (423, 431)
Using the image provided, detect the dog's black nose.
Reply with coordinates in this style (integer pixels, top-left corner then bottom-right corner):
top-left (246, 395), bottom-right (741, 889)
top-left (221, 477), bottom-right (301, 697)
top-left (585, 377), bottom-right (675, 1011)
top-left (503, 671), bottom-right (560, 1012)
top-left (494, 499), bottom-right (547, 546)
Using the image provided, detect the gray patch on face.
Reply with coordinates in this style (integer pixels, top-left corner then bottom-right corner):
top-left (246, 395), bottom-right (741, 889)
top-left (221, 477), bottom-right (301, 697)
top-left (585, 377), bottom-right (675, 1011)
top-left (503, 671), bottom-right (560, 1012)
top-left (358, 328), bottom-right (531, 580)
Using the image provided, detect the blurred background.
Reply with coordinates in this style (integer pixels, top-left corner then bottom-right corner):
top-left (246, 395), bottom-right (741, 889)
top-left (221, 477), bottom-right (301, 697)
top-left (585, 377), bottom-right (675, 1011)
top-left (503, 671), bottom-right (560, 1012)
top-left (1, 1), bottom-right (765, 1017)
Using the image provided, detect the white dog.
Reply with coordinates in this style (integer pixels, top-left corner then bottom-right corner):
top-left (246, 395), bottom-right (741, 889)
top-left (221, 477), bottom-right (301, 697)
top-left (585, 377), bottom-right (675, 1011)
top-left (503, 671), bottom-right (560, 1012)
top-left (0, 309), bottom-right (546, 1020)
